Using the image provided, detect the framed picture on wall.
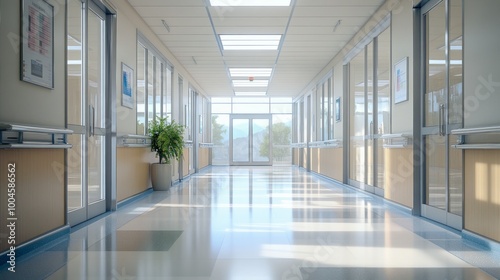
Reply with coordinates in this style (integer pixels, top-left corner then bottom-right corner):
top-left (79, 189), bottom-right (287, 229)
top-left (335, 97), bottom-right (341, 122)
top-left (21, 0), bottom-right (54, 89)
top-left (394, 57), bottom-right (409, 104)
top-left (121, 63), bottom-right (134, 109)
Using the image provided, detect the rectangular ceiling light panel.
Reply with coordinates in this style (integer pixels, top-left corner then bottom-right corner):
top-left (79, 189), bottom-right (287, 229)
top-left (210, 0), bottom-right (291, 6)
top-left (229, 68), bottom-right (273, 78)
top-left (232, 80), bottom-right (269, 87)
top-left (220, 35), bottom-right (281, 50)
top-left (234, 92), bottom-right (267, 96)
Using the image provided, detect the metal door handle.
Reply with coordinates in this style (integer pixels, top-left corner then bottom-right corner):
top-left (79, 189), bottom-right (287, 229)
top-left (89, 105), bottom-right (95, 137)
top-left (439, 104), bottom-right (445, 136)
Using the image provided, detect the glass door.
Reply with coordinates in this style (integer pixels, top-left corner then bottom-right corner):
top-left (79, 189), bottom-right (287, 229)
top-left (67, 0), bottom-right (108, 226)
top-left (421, 0), bottom-right (463, 229)
top-left (230, 115), bottom-right (272, 166)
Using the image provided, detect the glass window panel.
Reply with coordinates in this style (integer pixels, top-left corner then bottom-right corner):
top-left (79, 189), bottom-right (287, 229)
top-left (253, 119), bottom-right (270, 162)
top-left (67, 0), bottom-right (82, 126)
top-left (212, 114), bottom-right (230, 165)
top-left (272, 115), bottom-right (292, 165)
top-left (425, 1), bottom-right (446, 127)
top-left (449, 135), bottom-right (463, 215)
top-left (88, 9), bottom-right (105, 128)
top-left (232, 119), bottom-right (250, 162)
top-left (323, 82), bottom-right (329, 141)
top-left (271, 97), bottom-right (292, 103)
top-left (67, 133), bottom-right (83, 211)
top-left (212, 103), bottom-right (232, 114)
top-left (88, 135), bottom-right (105, 204)
top-left (328, 78), bottom-right (334, 140)
top-left (366, 42), bottom-right (374, 186)
top-left (166, 67), bottom-right (172, 120)
top-left (349, 49), bottom-right (366, 183)
top-left (376, 27), bottom-right (391, 189)
top-left (449, 0), bottom-right (463, 125)
top-left (233, 97), bottom-right (269, 103)
top-left (136, 44), bottom-right (146, 135)
top-left (155, 59), bottom-right (162, 119)
top-left (233, 104), bottom-right (270, 114)
top-left (425, 135), bottom-right (447, 210)
top-left (271, 103), bottom-right (292, 114)
top-left (147, 53), bottom-right (154, 129)
top-left (211, 97), bottom-right (232, 103)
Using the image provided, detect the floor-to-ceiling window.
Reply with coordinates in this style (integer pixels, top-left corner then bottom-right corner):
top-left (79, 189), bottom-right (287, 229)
top-left (211, 97), bottom-right (292, 166)
top-left (136, 36), bottom-right (173, 135)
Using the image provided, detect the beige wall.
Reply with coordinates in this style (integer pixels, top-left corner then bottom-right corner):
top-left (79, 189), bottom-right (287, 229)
top-left (117, 148), bottom-right (155, 202)
top-left (198, 148), bottom-right (210, 170)
top-left (384, 147), bottom-right (413, 208)
top-left (0, 150), bottom-right (65, 252)
top-left (0, 0), bottom-right (67, 252)
top-left (391, 0), bottom-right (414, 134)
top-left (465, 150), bottom-right (500, 242)
top-left (0, 0), bottom-right (66, 127)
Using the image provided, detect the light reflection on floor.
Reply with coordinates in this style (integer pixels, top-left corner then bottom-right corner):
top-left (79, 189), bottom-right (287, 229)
top-left (1, 166), bottom-right (500, 280)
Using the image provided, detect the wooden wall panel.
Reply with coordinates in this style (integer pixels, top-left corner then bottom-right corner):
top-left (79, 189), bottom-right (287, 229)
top-left (198, 148), bottom-right (210, 170)
top-left (319, 148), bottom-right (343, 182)
top-left (301, 148), bottom-right (308, 168)
top-left (183, 148), bottom-right (190, 177)
top-left (293, 148), bottom-right (299, 166)
top-left (311, 148), bottom-right (320, 173)
top-left (0, 149), bottom-right (65, 252)
top-left (383, 147), bottom-right (413, 208)
top-left (464, 150), bottom-right (500, 242)
top-left (117, 148), bottom-right (154, 202)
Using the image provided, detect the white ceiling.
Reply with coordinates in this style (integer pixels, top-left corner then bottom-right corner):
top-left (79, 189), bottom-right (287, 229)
top-left (127, 0), bottom-right (385, 97)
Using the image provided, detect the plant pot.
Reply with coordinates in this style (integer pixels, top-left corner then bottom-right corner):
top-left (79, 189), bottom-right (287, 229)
top-left (151, 163), bottom-right (172, 191)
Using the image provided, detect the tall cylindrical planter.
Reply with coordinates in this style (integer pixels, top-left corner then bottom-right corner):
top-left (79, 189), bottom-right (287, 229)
top-left (151, 163), bottom-right (172, 191)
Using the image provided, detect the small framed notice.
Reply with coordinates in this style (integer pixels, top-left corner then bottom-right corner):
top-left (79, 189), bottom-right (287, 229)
top-left (121, 63), bottom-right (134, 109)
top-left (394, 57), bottom-right (409, 104)
top-left (21, 0), bottom-right (54, 89)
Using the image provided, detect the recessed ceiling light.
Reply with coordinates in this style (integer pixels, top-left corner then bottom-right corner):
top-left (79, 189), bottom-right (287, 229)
top-left (210, 0), bottom-right (291, 6)
top-left (233, 80), bottom-right (269, 87)
top-left (234, 92), bottom-right (267, 96)
top-left (220, 35), bottom-right (281, 51)
top-left (229, 68), bottom-right (273, 78)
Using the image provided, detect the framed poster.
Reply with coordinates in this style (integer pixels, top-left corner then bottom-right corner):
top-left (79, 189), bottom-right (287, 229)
top-left (21, 0), bottom-right (54, 89)
top-left (121, 63), bottom-right (134, 109)
top-left (335, 97), bottom-right (341, 122)
top-left (394, 57), bottom-right (409, 104)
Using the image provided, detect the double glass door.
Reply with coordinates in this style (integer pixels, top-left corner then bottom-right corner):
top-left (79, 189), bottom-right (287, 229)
top-left (67, 0), bottom-right (108, 226)
top-left (348, 28), bottom-right (391, 195)
top-left (421, 0), bottom-right (463, 229)
top-left (230, 115), bottom-right (272, 166)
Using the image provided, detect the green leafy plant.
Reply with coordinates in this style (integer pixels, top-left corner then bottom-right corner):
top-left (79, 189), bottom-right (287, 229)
top-left (149, 117), bottom-right (185, 164)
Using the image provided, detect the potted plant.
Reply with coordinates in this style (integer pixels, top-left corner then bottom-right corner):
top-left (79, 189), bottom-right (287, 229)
top-left (148, 116), bottom-right (184, 191)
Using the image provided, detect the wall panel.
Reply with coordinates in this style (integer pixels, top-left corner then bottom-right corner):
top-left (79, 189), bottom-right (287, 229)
top-left (117, 148), bottom-right (154, 202)
top-left (464, 150), bottom-right (500, 242)
top-left (0, 150), bottom-right (65, 253)
top-left (198, 148), bottom-right (210, 170)
top-left (384, 147), bottom-right (413, 208)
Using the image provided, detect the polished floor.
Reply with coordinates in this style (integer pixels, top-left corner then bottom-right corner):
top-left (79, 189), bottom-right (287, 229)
top-left (2, 166), bottom-right (500, 279)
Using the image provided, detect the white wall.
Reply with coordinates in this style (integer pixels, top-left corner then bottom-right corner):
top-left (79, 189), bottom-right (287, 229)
top-left (0, 0), bottom-right (66, 127)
